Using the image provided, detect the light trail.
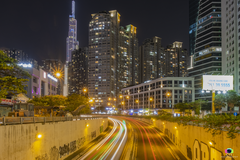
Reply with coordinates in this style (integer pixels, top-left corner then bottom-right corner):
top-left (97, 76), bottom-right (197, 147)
top-left (78, 118), bottom-right (127, 160)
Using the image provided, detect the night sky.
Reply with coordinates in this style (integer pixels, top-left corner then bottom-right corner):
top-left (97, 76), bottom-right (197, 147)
top-left (0, 0), bottom-right (189, 64)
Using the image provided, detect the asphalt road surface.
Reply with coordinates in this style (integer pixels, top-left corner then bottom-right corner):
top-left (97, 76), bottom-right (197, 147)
top-left (118, 117), bottom-right (187, 160)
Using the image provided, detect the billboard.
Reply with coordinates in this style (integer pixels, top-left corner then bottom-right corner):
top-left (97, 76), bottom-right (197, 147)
top-left (202, 75), bottom-right (233, 91)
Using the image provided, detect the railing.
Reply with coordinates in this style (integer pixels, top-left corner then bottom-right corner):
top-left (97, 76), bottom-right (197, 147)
top-left (0, 116), bottom-right (108, 125)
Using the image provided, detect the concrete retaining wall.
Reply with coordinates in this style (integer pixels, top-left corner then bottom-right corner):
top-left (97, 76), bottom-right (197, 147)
top-left (0, 117), bottom-right (108, 160)
top-left (153, 120), bottom-right (240, 160)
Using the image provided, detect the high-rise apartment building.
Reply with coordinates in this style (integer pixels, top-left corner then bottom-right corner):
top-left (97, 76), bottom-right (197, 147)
top-left (66, 0), bottom-right (79, 64)
top-left (68, 47), bottom-right (88, 95)
top-left (88, 10), bottom-right (120, 107)
top-left (3, 49), bottom-right (29, 63)
top-left (222, 0), bottom-right (240, 93)
top-left (118, 24), bottom-right (139, 89)
top-left (140, 37), bottom-right (165, 82)
top-left (188, 0), bottom-right (222, 109)
top-left (165, 42), bottom-right (188, 77)
top-left (88, 10), bottom-right (139, 108)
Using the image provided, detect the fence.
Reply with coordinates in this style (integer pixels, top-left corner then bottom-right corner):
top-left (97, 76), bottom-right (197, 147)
top-left (0, 116), bottom-right (108, 125)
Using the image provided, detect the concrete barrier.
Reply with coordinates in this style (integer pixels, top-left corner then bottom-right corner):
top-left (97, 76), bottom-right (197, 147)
top-left (0, 117), bottom-right (108, 160)
top-left (152, 119), bottom-right (240, 160)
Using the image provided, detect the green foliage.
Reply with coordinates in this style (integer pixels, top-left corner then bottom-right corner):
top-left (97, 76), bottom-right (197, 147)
top-left (65, 93), bottom-right (89, 112)
top-left (225, 90), bottom-right (239, 111)
top-left (175, 102), bottom-right (189, 114)
top-left (0, 50), bottom-right (30, 101)
top-left (79, 106), bottom-right (92, 114)
top-left (189, 100), bottom-right (208, 115)
top-left (214, 94), bottom-right (226, 110)
top-left (28, 95), bottom-right (67, 107)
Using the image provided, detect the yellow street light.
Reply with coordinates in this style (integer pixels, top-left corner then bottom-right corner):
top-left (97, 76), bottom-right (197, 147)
top-left (162, 122), bottom-right (164, 124)
top-left (119, 95), bottom-right (123, 98)
top-left (167, 92), bottom-right (170, 96)
top-left (37, 134), bottom-right (42, 139)
top-left (114, 98), bottom-right (116, 101)
top-left (86, 124), bottom-right (89, 127)
top-left (89, 99), bottom-right (93, 103)
top-left (108, 103), bottom-right (111, 106)
top-left (150, 98), bottom-right (153, 101)
top-left (136, 100), bottom-right (139, 103)
top-left (113, 105), bottom-right (115, 108)
top-left (83, 88), bottom-right (87, 92)
top-left (109, 98), bottom-right (111, 100)
top-left (121, 102), bottom-right (124, 105)
top-left (175, 126), bottom-right (177, 129)
top-left (56, 72), bottom-right (61, 78)
top-left (126, 96), bottom-right (129, 99)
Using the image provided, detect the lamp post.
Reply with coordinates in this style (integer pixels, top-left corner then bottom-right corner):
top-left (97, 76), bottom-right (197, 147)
top-left (208, 83), bottom-right (215, 114)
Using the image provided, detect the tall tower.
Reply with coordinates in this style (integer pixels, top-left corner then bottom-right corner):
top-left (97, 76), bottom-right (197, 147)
top-left (188, 0), bottom-right (222, 110)
top-left (64, 0), bottom-right (79, 96)
top-left (66, 0), bottom-right (79, 64)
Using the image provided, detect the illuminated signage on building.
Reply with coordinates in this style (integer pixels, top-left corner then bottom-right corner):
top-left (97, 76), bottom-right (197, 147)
top-left (47, 74), bottom-right (58, 82)
top-left (18, 63), bottom-right (32, 68)
top-left (43, 72), bottom-right (46, 79)
top-left (203, 75), bottom-right (233, 91)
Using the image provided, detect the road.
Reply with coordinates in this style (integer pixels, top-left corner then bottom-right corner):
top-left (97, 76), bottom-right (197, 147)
top-left (118, 117), bottom-right (187, 160)
top-left (77, 118), bottom-right (127, 160)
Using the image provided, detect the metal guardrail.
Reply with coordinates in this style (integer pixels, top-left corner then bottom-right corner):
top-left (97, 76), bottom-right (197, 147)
top-left (0, 116), bottom-right (108, 125)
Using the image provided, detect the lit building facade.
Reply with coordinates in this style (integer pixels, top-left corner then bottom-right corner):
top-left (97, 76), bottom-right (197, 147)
top-left (189, 0), bottom-right (200, 56)
top-left (21, 66), bottom-right (58, 99)
top-left (222, 0), bottom-right (240, 93)
top-left (165, 42), bottom-right (188, 77)
top-left (140, 37), bottom-right (165, 83)
top-left (88, 10), bottom-right (139, 108)
top-left (121, 77), bottom-right (195, 114)
top-left (68, 47), bottom-right (88, 95)
top-left (188, 0), bottom-right (222, 109)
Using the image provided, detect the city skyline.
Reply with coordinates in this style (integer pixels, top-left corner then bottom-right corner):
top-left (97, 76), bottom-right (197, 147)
top-left (0, 0), bottom-right (189, 64)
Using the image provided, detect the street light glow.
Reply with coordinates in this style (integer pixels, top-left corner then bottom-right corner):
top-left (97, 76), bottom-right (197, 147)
top-left (37, 134), bottom-right (42, 139)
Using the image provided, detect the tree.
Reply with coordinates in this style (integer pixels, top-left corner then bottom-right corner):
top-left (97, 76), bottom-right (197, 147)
top-left (214, 94), bottom-right (226, 112)
top-left (225, 90), bottom-right (239, 113)
top-left (175, 102), bottom-right (189, 116)
top-left (0, 50), bottom-right (30, 102)
top-left (28, 95), bottom-right (67, 107)
top-left (65, 94), bottom-right (89, 112)
top-left (189, 99), bottom-right (208, 115)
top-left (79, 106), bottom-right (92, 114)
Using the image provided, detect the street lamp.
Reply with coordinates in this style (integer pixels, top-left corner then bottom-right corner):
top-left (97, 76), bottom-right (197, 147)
top-left (150, 97), bottom-right (153, 101)
top-left (126, 96), bottom-right (129, 99)
top-left (56, 72), bottom-right (61, 78)
top-left (119, 95), bottom-right (123, 98)
top-left (136, 100), bottom-right (139, 103)
top-left (109, 98), bottom-right (111, 100)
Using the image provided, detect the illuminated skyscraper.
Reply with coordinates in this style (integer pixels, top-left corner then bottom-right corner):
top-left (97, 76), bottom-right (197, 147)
top-left (188, 0), bottom-right (222, 110)
top-left (88, 10), bottom-right (139, 108)
top-left (64, 0), bottom-right (79, 96)
top-left (66, 0), bottom-right (79, 64)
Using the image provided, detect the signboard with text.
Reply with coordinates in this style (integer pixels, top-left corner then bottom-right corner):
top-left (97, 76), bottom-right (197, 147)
top-left (202, 75), bottom-right (233, 91)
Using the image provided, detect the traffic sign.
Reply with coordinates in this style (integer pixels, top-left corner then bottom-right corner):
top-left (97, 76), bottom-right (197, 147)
top-left (234, 112), bottom-right (237, 116)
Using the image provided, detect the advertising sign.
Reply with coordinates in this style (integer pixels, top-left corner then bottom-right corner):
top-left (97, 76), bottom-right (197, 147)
top-left (202, 75), bottom-right (233, 91)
